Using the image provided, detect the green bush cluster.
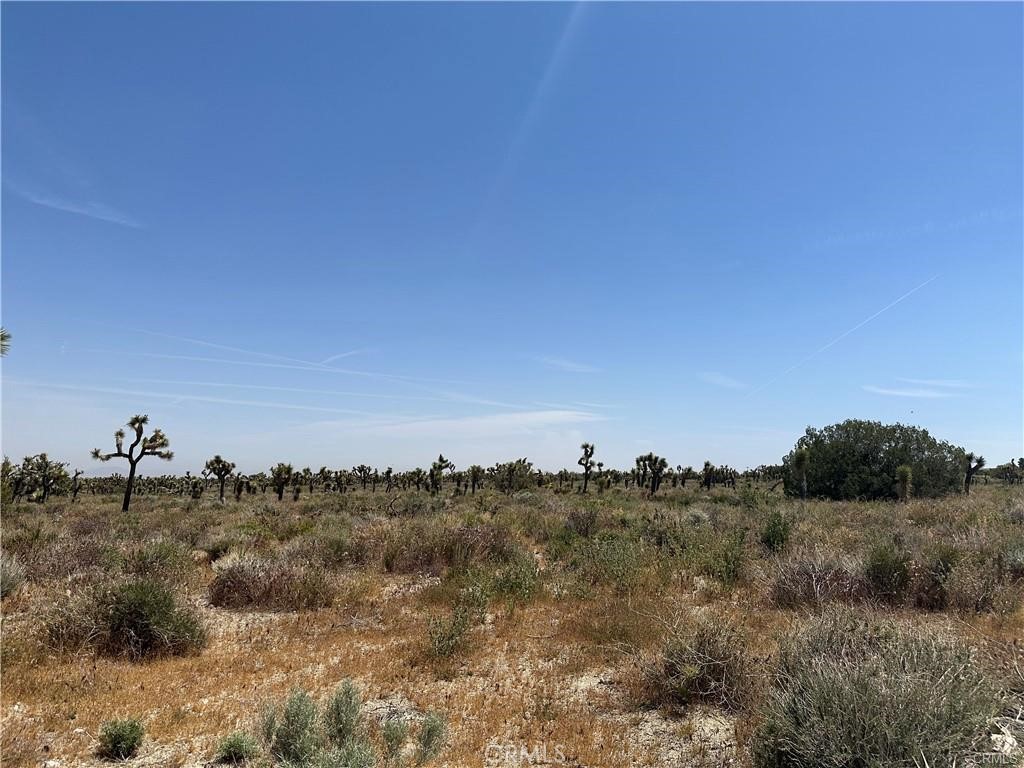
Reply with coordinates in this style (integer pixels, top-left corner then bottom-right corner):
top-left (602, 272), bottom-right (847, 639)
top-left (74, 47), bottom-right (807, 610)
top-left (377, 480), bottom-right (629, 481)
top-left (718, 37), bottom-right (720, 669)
top-left (751, 609), bottom-right (1001, 767)
top-left (45, 579), bottom-right (206, 660)
top-left (97, 719), bottom-right (145, 761)
top-left (247, 683), bottom-right (445, 767)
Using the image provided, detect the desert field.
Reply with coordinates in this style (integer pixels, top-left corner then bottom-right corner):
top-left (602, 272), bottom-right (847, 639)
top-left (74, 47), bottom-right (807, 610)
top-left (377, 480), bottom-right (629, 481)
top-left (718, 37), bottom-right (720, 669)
top-left (2, 476), bottom-right (1022, 768)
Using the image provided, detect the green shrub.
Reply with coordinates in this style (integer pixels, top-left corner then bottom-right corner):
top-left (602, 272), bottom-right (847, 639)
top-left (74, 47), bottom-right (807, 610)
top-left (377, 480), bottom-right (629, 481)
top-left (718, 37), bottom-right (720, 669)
top-left (415, 712), bottom-right (446, 766)
top-left (1, 552), bottom-right (25, 598)
top-left (577, 532), bottom-right (647, 593)
top-left (260, 688), bottom-right (318, 765)
top-left (323, 680), bottom-right (363, 747)
top-left (759, 508), bottom-right (791, 554)
top-left (694, 529), bottom-right (747, 588)
top-left (863, 539), bottom-right (911, 603)
top-left (644, 615), bottom-right (751, 711)
top-left (382, 716), bottom-right (409, 765)
top-left (124, 539), bottom-right (190, 581)
top-left (751, 609), bottom-right (1001, 768)
top-left (103, 580), bottom-right (206, 660)
top-left (910, 544), bottom-right (962, 610)
top-left (215, 731), bottom-right (258, 764)
top-left (428, 606), bottom-right (471, 659)
top-left (782, 420), bottom-right (965, 500)
top-left (491, 553), bottom-right (540, 608)
top-left (209, 556), bottom-right (334, 611)
top-left (566, 508), bottom-right (599, 539)
top-left (97, 718), bottom-right (144, 760)
top-left (320, 740), bottom-right (376, 768)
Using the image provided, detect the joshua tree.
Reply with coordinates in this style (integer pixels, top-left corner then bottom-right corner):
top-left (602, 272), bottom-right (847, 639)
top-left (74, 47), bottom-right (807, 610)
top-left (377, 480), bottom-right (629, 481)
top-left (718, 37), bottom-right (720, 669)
top-left (792, 449), bottom-right (809, 500)
top-left (468, 464), bottom-right (485, 494)
top-left (204, 455), bottom-right (236, 503)
top-left (270, 462), bottom-right (294, 501)
top-left (646, 453), bottom-right (669, 497)
top-left (353, 465), bottom-right (373, 490)
top-left (0, 327), bottom-right (9, 356)
top-left (408, 468), bottom-right (426, 492)
top-left (71, 469), bottom-right (84, 502)
top-left (92, 415), bottom-right (173, 512)
top-left (896, 464), bottom-right (912, 503)
top-left (233, 474), bottom-right (246, 501)
top-left (429, 455), bottom-right (454, 495)
top-left (578, 443), bottom-right (596, 493)
top-left (964, 453), bottom-right (986, 495)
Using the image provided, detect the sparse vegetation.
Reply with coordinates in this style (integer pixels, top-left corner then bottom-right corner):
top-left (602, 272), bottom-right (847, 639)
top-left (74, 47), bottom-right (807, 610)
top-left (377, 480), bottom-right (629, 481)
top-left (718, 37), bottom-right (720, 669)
top-left (751, 608), bottom-right (1003, 767)
top-left (96, 718), bottom-right (144, 760)
top-left (3, 440), bottom-right (1021, 768)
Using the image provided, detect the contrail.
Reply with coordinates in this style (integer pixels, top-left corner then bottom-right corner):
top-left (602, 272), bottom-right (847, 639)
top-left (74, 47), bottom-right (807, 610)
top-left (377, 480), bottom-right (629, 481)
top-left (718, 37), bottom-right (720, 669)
top-left (746, 274), bottom-right (941, 397)
top-left (126, 327), bottom-right (360, 371)
top-left (466, 2), bottom-right (587, 248)
top-left (9, 380), bottom-right (394, 417)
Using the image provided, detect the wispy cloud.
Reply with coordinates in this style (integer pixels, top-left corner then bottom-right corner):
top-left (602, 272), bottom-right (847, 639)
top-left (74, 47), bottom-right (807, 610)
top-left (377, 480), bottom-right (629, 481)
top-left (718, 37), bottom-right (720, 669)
top-left (538, 356), bottom-right (601, 374)
top-left (748, 274), bottom-right (941, 397)
top-left (7, 183), bottom-right (141, 228)
top-left (11, 380), bottom-right (399, 417)
top-left (351, 409), bottom-right (604, 439)
top-left (896, 377), bottom-right (974, 389)
top-left (699, 371), bottom-right (745, 390)
top-left (862, 385), bottom-right (957, 399)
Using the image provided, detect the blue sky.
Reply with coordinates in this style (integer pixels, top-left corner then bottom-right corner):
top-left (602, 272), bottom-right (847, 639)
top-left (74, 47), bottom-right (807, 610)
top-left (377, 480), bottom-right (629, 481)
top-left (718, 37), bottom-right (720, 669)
top-left (2, 2), bottom-right (1021, 474)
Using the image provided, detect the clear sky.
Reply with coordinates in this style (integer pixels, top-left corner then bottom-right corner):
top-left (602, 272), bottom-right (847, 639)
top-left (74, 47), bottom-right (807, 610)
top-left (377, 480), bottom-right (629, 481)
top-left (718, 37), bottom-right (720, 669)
top-left (2, 2), bottom-right (1021, 475)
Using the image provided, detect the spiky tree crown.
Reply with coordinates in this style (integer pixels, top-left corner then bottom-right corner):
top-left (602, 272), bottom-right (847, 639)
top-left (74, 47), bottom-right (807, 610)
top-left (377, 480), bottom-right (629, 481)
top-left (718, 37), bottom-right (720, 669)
top-left (204, 455), bottom-right (236, 479)
top-left (92, 415), bottom-right (174, 464)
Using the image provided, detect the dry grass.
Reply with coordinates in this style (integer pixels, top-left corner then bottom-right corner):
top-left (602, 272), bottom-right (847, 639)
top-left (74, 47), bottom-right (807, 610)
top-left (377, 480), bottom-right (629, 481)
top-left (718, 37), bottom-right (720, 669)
top-left (2, 484), bottom-right (1022, 767)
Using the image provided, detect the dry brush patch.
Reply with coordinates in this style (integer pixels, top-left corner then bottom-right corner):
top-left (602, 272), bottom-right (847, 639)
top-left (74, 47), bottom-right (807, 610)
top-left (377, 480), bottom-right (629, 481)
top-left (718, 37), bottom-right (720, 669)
top-left (2, 486), bottom-right (1022, 767)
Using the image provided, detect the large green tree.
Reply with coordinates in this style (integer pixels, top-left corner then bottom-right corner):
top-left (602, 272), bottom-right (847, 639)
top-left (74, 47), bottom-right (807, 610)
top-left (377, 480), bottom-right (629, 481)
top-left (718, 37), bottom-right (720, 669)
top-left (781, 420), bottom-right (964, 500)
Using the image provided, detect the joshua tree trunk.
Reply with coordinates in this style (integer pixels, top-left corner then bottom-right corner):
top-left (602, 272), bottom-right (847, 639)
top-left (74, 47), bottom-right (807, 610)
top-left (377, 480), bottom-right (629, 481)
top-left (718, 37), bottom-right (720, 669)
top-left (122, 463), bottom-right (137, 513)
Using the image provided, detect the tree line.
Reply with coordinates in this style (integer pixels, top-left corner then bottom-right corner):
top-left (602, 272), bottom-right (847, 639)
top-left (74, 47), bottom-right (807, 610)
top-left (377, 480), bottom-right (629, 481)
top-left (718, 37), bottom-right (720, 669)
top-left (3, 415), bottom-right (1016, 512)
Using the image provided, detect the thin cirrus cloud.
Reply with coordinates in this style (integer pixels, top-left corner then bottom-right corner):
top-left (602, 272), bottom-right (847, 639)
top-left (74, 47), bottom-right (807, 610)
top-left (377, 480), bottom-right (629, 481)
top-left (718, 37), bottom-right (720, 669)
top-left (862, 385), bottom-right (958, 399)
top-left (538, 356), bottom-right (601, 373)
top-left (699, 371), bottom-right (745, 390)
top-left (896, 377), bottom-right (974, 389)
top-left (7, 183), bottom-right (141, 228)
top-left (344, 408), bottom-right (604, 438)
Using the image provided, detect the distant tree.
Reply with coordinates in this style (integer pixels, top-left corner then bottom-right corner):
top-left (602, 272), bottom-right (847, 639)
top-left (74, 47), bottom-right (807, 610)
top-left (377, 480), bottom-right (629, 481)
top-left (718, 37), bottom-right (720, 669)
top-left (204, 455), bottom-right (236, 503)
top-left (646, 453), bottom-right (669, 496)
top-left (0, 327), bottom-right (10, 356)
top-left (490, 458), bottom-right (534, 496)
top-left (468, 464), bottom-right (485, 494)
top-left (782, 420), bottom-right (964, 501)
top-left (353, 464), bottom-right (373, 490)
top-left (896, 464), bottom-right (912, 504)
top-left (270, 463), bottom-right (294, 501)
top-left (578, 443), bottom-right (596, 493)
top-left (92, 415), bottom-right (173, 512)
top-left (964, 453), bottom-right (986, 495)
top-left (429, 455), bottom-right (454, 495)
top-left (792, 449), bottom-right (809, 500)
top-left (71, 469), bottom-right (84, 502)
top-left (701, 460), bottom-right (714, 490)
